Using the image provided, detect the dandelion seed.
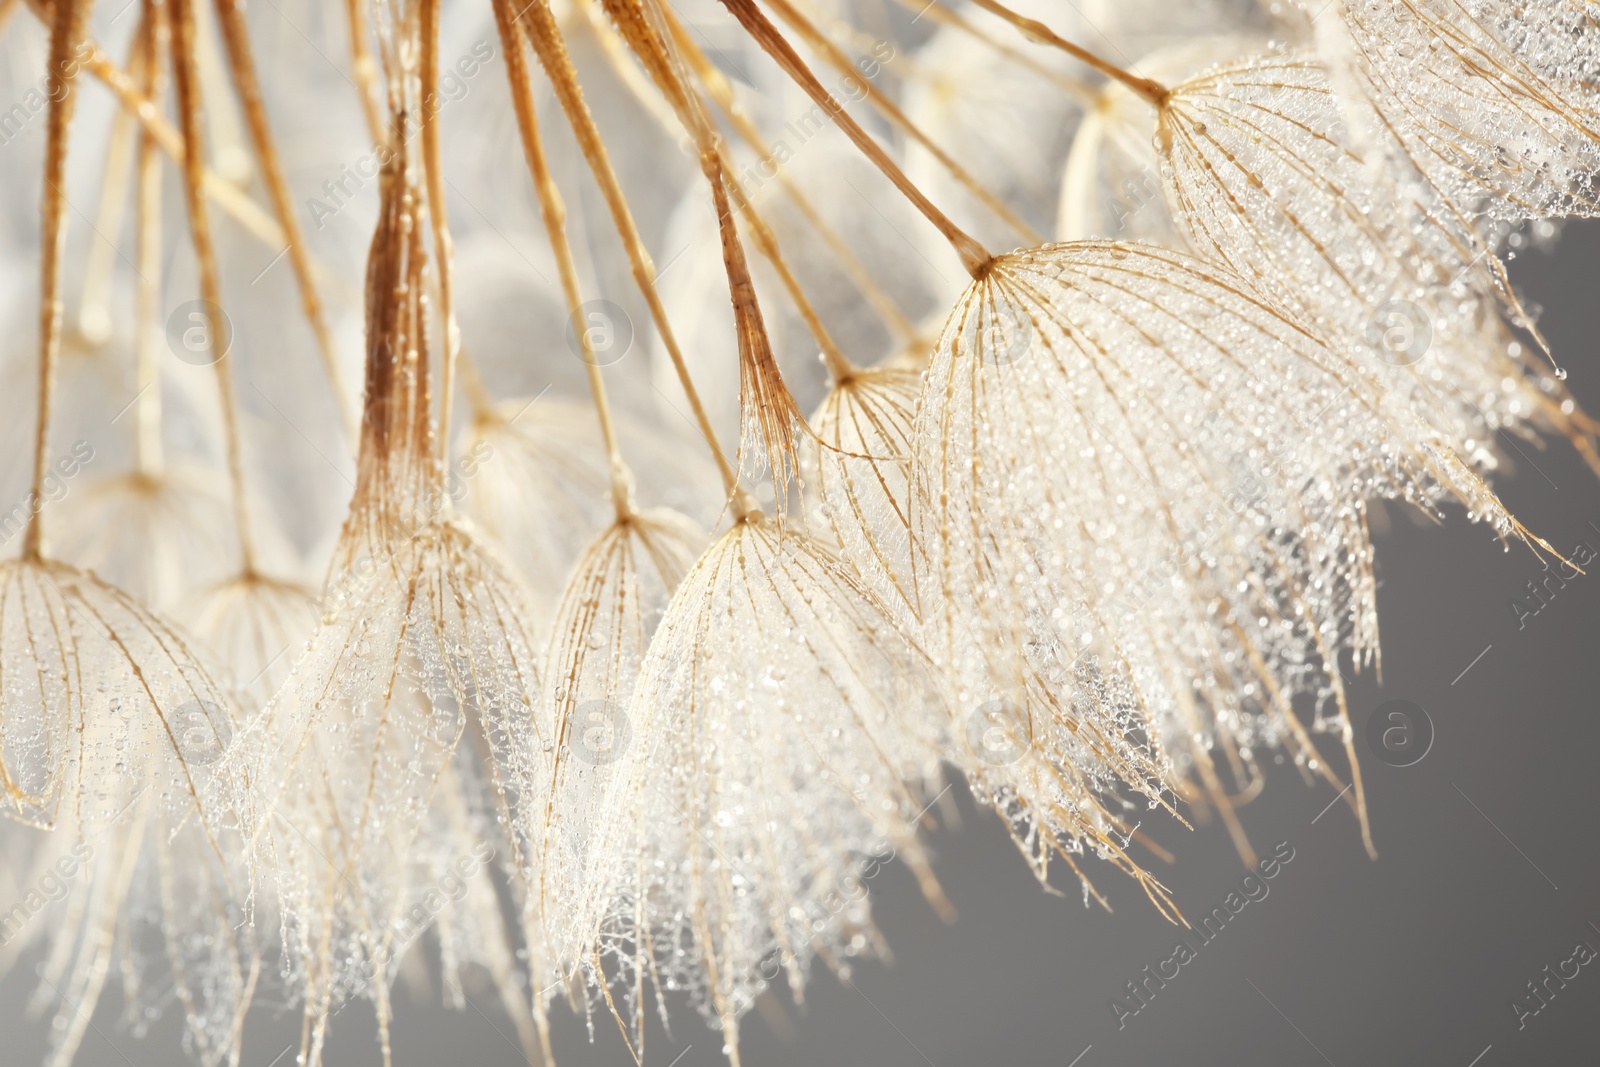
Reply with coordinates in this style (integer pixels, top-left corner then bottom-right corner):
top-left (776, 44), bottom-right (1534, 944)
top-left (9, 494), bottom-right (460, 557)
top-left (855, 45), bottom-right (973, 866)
top-left (1153, 52), bottom-right (1599, 464)
top-left (248, 39), bottom-right (554, 1064)
top-left (582, 510), bottom-right (949, 1065)
top-left (911, 241), bottom-right (1536, 870)
top-left (1319, 0), bottom-right (1600, 219)
top-left (538, 507), bottom-right (702, 969)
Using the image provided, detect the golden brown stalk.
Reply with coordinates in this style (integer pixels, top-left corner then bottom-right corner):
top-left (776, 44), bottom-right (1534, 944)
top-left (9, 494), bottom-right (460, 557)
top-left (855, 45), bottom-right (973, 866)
top-left (18, 2), bottom-right (342, 314)
top-left (21, 2), bottom-right (288, 239)
top-left (708, 157), bottom-right (809, 501)
top-left (659, 7), bottom-right (903, 346)
top-left (77, 17), bottom-right (147, 347)
top-left (492, 0), bottom-right (634, 519)
top-left (344, 104), bottom-right (437, 539)
top-left (599, 0), bottom-right (815, 500)
top-left (881, 0), bottom-right (1098, 103)
top-left (68, 36), bottom-right (298, 266)
top-left (964, 0), bottom-right (1169, 105)
top-left (213, 0), bottom-right (356, 441)
top-left (135, 0), bottom-right (166, 475)
top-left (720, 158), bottom-right (857, 382)
top-left (717, 0), bottom-right (992, 278)
top-left (574, 0), bottom-right (682, 132)
top-left (344, 0), bottom-right (387, 149)
top-left (506, 0), bottom-right (739, 496)
top-left (418, 0), bottom-right (463, 477)
top-left (168, 0), bottom-right (256, 574)
top-left (763, 0), bottom-right (1045, 244)
top-left (192, 0), bottom-right (250, 182)
top-left (22, 0), bottom-right (87, 562)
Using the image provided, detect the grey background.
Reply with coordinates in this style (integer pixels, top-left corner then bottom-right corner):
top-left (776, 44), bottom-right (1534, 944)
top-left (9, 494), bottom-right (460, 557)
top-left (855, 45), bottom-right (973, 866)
top-left (6, 228), bottom-right (1599, 1065)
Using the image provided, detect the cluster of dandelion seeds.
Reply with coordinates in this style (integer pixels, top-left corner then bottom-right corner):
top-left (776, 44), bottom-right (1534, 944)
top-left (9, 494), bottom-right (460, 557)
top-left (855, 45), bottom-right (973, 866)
top-left (0, 0), bottom-right (1595, 1063)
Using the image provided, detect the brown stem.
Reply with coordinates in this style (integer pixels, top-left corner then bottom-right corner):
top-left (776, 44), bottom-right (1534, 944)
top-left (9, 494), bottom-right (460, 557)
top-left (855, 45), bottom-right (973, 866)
top-left (601, 0), bottom-right (811, 499)
top-left (351, 102), bottom-right (434, 535)
top-left (214, 0), bottom-right (356, 442)
top-left (508, 0), bottom-right (738, 495)
top-left (77, 41), bottom-right (300, 271)
top-left (23, 0), bottom-right (87, 562)
top-left (135, 0), bottom-right (166, 475)
top-left (418, 0), bottom-right (461, 477)
top-left (169, 0), bottom-right (256, 573)
top-left (77, 20), bottom-right (145, 347)
top-left (18, 0), bottom-right (349, 335)
top-left (661, 7), bottom-right (915, 348)
top-left (721, 155), bottom-right (857, 382)
top-left (344, 0), bottom-right (387, 149)
top-left (192, 0), bottom-right (250, 181)
top-left (762, 0), bottom-right (1043, 245)
top-left (883, 0), bottom-right (1098, 105)
top-left (717, 0), bottom-right (992, 278)
top-left (355, 150), bottom-right (404, 508)
top-left (492, 0), bottom-right (634, 519)
top-left (964, 0), bottom-right (1169, 106)
top-left (405, 155), bottom-right (433, 505)
top-left (701, 143), bottom-right (802, 494)
top-left (575, 0), bottom-right (682, 133)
